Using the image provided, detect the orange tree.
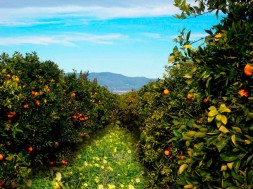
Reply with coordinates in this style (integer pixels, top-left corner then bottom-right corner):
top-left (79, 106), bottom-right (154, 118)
top-left (170, 0), bottom-right (253, 188)
top-left (119, 0), bottom-right (253, 188)
top-left (0, 52), bottom-right (117, 188)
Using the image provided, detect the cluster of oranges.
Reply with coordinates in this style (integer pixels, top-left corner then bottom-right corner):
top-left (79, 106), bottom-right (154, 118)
top-left (71, 113), bottom-right (89, 122)
top-left (61, 160), bottom-right (68, 165)
top-left (238, 64), bottom-right (253, 97)
top-left (164, 146), bottom-right (172, 156)
top-left (6, 111), bottom-right (16, 123)
top-left (31, 91), bottom-right (42, 97)
top-left (49, 160), bottom-right (68, 166)
top-left (164, 147), bottom-right (185, 159)
top-left (44, 85), bottom-right (50, 92)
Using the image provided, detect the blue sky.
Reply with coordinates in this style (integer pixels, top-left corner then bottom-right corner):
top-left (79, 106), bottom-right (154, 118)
top-left (0, 0), bottom-right (222, 78)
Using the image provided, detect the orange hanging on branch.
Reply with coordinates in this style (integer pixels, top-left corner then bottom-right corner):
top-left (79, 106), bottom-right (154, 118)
top-left (244, 64), bottom-right (253, 77)
top-left (238, 89), bottom-right (249, 97)
top-left (163, 89), bottom-right (170, 95)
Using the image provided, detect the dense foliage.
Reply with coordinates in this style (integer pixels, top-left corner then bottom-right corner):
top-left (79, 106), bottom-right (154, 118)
top-left (0, 52), bottom-right (117, 188)
top-left (1, 0), bottom-right (253, 188)
top-left (118, 0), bottom-right (253, 188)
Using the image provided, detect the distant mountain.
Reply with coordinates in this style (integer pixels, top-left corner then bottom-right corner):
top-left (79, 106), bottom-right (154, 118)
top-left (87, 72), bottom-right (156, 93)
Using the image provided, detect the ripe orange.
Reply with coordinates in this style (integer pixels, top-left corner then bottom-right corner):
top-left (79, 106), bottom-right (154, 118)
top-left (167, 146), bottom-right (172, 151)
top-left (44, 85), bottom-right (50, 92)
top-left (178, 155), bottom-right (185, 159)
top-left (61, 160), bottom-right (68, 165)
top-left (163, 89), bottom-right (170, 95)
top-left (244, 64), bottom-right (253, 76)
top-left (35, 100), bottom-right (40, 105)
top-left (72, 115), bottom-right (77, 119)
top-left (32, 91), bottom-right (40, 96)
top-left (7, 114), bottom-right (14, 118)
top-left (238, 89), bottom-right (249, 97)
top-left (28, 147), bottom-right (33, 152)
top-left (8, 119), bottom-right (12, 123)
top-left (71, 92), bottom-right (76, 98)
top-left (164, 150), bottom-right (170, 156)
top-left (0, 154), bottom-right (3, 161)
top-left (49, 161), bottom-right (54, 166)
top-left (187, 93), bottom-right (193, 100)
top-left (7, 111), bottom-right (16, 118)
top-left (203, 98), bottom-right (208, 103)
top-left (23, 104), bottom-right (29, 108)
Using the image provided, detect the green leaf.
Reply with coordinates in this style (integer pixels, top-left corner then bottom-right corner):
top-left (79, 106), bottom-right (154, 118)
top-left (248, 170), bottom-right (253, 185)
top-left (5, 155), bottom-right (14, 161)
top-left (219, 126), bottom-right (229, 133)
top-left (231, 135), bottom-right (236, 146)
top-left (215, 139), bottom-right (227, 152)
top-left (227, 162), bottom-right (233, 169)
top-left (183, 45), bottom-right (193, 49)
top-left (178, 164), bottom-right (188, 175)
top-left (173, 130), bottom-right (182, 138)
top-left (216, 120), bottom-right (222, 128)
top-left (184, 184), bottom-right (193, 189)
top-left (194, 132), bottom-right (206, 138)
top-left (216, 114), bottom-right (222, 121)
top-left (208, 110), bottom-right (218, 117)
top-left (202, 71), bottom-right (210, 79)
top-left (220, 153), bottom-right (239, 162)
top-left (183, 74), bottom-right (192, 78)
top-left (186, 31), bottom-right (191, 41)
top-left (231, 169), bottom-right (244, 183)
top-left (205, 30), bottom-right (213, 35)
top-left (207, 116), bottom-right (214, 123)
top-left (220, 164), bottom-right (227, 171)
top-left (232, 127), bottom-right (242, 134)
top-left (219, 104), bottom-right (231, 113)
top-left (244, 154), bottom-right (253, 167)
top-left (168, 55), bottom-right (175, 63)
top-left (220, 115), bottom-right (227, 125)
top-left (206, 77), bottom-right (212, 88)
top-left (186, 131), bottom-right (196, 137)
top-left (208, 106), bottom-right (217, 111)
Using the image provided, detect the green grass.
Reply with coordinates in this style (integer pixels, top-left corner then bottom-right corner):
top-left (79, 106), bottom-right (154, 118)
top-left (30, 124), bottom-right (148, 189)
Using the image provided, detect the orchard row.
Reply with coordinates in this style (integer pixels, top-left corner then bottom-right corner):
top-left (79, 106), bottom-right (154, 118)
top-left (0, 52), bottom-right (117, 188)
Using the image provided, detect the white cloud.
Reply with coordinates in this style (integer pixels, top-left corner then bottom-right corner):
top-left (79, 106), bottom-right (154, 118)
top-left (0, 5), bottom-right (180, 26)
top-left (0, 33), bottom-right (128, 46)
top-left (142, 33), bottom-right (163, 39)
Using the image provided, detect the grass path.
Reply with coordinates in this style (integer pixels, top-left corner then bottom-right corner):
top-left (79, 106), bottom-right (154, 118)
top-left (30, 124), bottom-right (147, 189)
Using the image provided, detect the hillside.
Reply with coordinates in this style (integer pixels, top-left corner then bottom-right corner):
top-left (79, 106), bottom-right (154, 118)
top-left (87, 72), bottom-right (156, 93)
